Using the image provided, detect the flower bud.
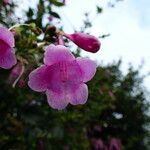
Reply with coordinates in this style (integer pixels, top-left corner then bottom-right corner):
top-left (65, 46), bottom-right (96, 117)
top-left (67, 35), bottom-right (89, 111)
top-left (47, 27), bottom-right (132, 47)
top-left (8, 63), bottom-right (25, 88)
top-left (47, 16), bottom-right (53, 22)
top-left (64, 32), bottom-right (101, 53)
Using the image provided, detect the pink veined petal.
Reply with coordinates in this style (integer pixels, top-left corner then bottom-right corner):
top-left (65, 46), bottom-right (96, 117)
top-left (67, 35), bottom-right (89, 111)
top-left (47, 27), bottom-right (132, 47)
top-left (68, 83), bottom-right (88, 105)
top-left (46, 63), bottom-right (66, 93)
top-left (46, 60), bottom-right (83, 93)
top-left (0, 47), bottom-right (16, 69)
top-left (28, 65), bottom-right (50, 92)
top-left (44, 44), bottom-right (75, 66)
top-left (0, 27), bottom-right (15, 47)
top-left (76, 57), bottom-right (97, 82)
top-left (45, 61), bottom-right (86, 109)
top-left (57, 60), bottom-right (82, 83)
top-left (46, 89), bottom-right (69, 110)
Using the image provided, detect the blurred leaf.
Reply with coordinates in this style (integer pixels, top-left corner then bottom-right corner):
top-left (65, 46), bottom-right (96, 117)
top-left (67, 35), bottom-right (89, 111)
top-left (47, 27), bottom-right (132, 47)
top-left (96, 6), bottom-right (103, 14)
top-left (50, 11), bottom-right (60, 19)
top-left (50, 0), bottom-right (64, 7)
top-left (27, 8), bottom-right (34, 18)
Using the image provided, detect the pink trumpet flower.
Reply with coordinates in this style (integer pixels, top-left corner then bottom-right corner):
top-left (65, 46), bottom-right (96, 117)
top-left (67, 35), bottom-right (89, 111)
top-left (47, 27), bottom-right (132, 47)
top-left (0, 27), bottom-right (16, 69)
top-left (28, 44), bottom-right (97, 110)
top-left (64, 32), bottom-right (101, 53)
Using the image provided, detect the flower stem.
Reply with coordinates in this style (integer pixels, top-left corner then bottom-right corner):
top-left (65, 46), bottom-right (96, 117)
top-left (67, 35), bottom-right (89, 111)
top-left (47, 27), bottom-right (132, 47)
top-left (12, 65), bottom-right (25, 88)
top-left (9, 24), bottom-right (30, 30)
top-left (58, 35), bottom-right (64, 45)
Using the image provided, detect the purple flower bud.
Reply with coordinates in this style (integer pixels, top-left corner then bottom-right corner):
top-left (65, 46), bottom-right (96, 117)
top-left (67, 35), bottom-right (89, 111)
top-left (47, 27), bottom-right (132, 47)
top-left (64, 32), bottom-right (101, 53)
top-left (47, 16), bottom-right (53, 22)
top-left (9, 64), bottom-right (22, 78)
top-left (8, 63), bottom-right (25, 87)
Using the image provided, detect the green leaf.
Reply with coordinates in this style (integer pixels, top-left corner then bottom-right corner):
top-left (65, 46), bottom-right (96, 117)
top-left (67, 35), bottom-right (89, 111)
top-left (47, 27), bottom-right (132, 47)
top-left (96, 6), bottom-right (103, 14)
top-left (50, 0), bottom-right (64, 7)
top-left (50, 11), bottom-right (60, 19)
top-left (27, 8), bottom-right (34, 18)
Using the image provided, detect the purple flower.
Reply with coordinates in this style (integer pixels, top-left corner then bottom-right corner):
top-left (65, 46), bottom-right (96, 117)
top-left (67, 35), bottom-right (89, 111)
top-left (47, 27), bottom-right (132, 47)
top-left (64, 32), bottom-right (101, 53)
top-left (94, 139), bottom-right (104, 149)
top-left (28, 44), bottom-right (96, 110)
top-left (92, 138), bottom-right (108, 150)
top-left (0, 27), bottom-right (16, 69)
top-left (109, 138), bottom-right (122, 150)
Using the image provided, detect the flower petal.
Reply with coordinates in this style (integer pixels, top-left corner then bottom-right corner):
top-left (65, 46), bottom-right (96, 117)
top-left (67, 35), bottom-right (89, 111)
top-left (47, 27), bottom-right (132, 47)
top-left (76, 57), bottom-right (97, 82)
top-left (46, 60), bottom-right (83, 92)
top-left (28, 65), bottom-right (50, 92)
top-left (44, 44), bottom-right (75, 66)
top-left (46, 89), bottom-right (69, 110)
top-left (0, 47), bottom-right (16, 69)
top-left (68, 83), bottom-right (88, 105)
top-left (0, 27), bottom-right (15, 47)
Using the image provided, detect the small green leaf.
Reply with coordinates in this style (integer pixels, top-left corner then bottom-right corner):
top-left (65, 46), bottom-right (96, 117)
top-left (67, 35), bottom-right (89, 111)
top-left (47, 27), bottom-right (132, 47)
top-left (96, 6), bottom-right (103, 14)
top-left (27, 8), bottom-right (34, 18)
top-left (50, 0), bottom-right (64, 7)
top-left (50, 11), bottom-right (60, 19)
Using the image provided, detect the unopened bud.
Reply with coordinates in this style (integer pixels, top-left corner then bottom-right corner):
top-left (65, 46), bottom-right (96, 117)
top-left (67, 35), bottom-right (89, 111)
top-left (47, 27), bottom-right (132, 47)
top-left (64, 32), bottom-right (101, 53)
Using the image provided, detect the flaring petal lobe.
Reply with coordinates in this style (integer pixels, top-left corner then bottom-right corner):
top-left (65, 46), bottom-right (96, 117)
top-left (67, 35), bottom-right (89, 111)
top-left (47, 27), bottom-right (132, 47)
top-left (0, 27), bottom-right (15, 47)
top-left (44, 44), bottom-right (75, 66)
top-left (68, 83), bottom-right (88, 105)
top-left (46, 89), bottom-right (69, 110)
top-left (0, 47), bottom-right (16, 69)
top-left (28, 65), bottom-right (50, 92)
top-left (76, 57), bottom-right (97, 82)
